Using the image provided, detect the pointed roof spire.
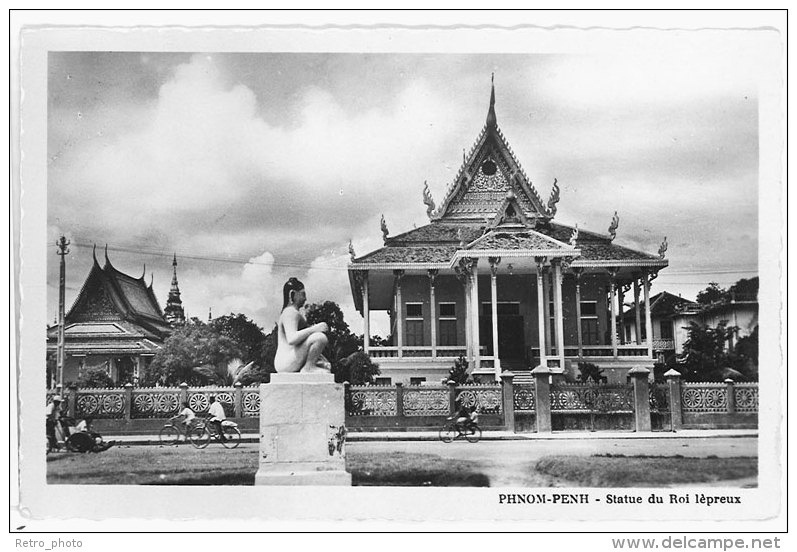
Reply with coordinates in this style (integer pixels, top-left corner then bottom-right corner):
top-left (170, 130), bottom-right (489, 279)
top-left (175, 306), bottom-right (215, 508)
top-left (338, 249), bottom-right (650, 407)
top-left (92, 244), bottom-right (99, 266)
top-left (486, 72), bottom-right (497, 128)
top-left (164, 252), bottom-right (186, 327)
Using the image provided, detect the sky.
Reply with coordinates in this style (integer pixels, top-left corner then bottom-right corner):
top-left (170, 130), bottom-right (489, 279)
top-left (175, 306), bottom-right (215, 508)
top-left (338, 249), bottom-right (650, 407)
top-left (47, 51), bottom-right (760, 336)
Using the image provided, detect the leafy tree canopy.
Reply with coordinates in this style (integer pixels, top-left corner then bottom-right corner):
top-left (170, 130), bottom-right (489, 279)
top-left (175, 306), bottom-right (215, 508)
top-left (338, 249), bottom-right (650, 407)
top-left (338, 351), bottom-right (380, 385)
top-left (144, 319), bottom-right (243, 386)
top-left (77, 365), bottom-right (115, 388)
top-left (677, 321), bottom-right (738, 382)
top-left (447, 355), bottom-right (473, 384)
top-left (305, 301), bottom-right (361, 381)
top-left (210, 313), bottom-right (267, 364)
top-left (695, 277), bottom-right (758, 305)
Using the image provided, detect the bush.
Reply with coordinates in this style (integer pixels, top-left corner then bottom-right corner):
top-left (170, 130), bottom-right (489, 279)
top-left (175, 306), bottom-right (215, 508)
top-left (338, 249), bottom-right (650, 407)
top-left (447, 355), bottom-right (473, 384)
top-left (77, 366), bottom-right (115, 388)
top-left (337, 351), bottom-right (380, 385)
top-left (577, 362), bottom-right (607, 384)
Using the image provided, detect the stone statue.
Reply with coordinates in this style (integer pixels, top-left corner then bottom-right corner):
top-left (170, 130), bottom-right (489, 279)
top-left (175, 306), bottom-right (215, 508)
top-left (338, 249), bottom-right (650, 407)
top-left (274, 277), bottom-right (331, 373)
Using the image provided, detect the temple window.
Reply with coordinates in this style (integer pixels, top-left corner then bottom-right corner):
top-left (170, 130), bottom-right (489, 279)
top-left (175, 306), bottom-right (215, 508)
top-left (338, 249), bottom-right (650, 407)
top-left (405, 303), bottom-right (424, 346)
top-left (660, 320), bottom-right (674, 340)
top-left (438, 302), bottom-right (457, 346)
top-left (580, 301), bottom-right (600, 345)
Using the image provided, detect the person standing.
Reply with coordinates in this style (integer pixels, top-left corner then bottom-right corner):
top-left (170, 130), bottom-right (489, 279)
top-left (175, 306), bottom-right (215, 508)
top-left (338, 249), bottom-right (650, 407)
top-left (46, 396), bottom-right (62, 451)
top-left (207, 396), bottom-right (227, 442)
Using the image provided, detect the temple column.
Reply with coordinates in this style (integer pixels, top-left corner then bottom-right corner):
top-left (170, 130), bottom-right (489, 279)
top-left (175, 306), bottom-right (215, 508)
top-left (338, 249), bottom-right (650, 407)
top-left (542, 269), bottom-right (552, 355)
top-left (617, 283), bottom-right (626, 345)
top-left (553, 260), bottom-right (566, 370)
top-left (633, 276), bottom-right (642, 344)
top-left (393, 270), bottom-right (404, 358)
top-left (643, 271), bottom-right (654, 359)
top-left (470, 259), bottom-right (481, 371)
top-left (455, 259), bottom-right (474, 369)
top-left (428, 270), bottom-right (438, 358)
top-left (489, 257), bottom-right (501, 381)
top-left (535, 257), bottom-right (548, 368)
top-left (609, 269), bottom-right (618, 359)
top-left (361, 272), bottom-right (370, 354)
top-left (574, 268), bottom-right (584, 358)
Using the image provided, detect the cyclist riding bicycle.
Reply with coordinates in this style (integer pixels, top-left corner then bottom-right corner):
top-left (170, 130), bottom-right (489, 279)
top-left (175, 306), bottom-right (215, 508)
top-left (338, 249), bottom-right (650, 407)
top-left (207, 395), bottom-right (227, 441)
top-left (454, 405), bottom-right (478, 433)
top-left (174, 401), bottom-right (196, 429)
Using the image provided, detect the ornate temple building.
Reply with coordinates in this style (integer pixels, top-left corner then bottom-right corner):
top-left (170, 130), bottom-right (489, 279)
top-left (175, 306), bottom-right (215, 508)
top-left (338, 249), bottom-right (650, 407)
top-left (348, 80), bottom-right (669, 384)
top-left (46, 248), bottom-right (184, 386)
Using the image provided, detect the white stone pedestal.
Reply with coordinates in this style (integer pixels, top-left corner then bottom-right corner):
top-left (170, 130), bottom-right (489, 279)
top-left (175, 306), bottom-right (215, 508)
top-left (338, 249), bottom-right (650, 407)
top-left (254, 373), bottom-right (351, 486)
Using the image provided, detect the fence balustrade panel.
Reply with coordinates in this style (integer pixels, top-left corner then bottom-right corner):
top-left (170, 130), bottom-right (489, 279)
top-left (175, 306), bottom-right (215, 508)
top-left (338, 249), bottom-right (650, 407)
top-left (74, 388), bottom-right (127, 419)
top-left (513, 384), bottom-right (536, 412)
top-left (455, 384), bottom-right (502, 415)
top-left (733, 383), bottom-right (759, 413)
top-left (550, 383), bottom-right (634, 414)
top-left (346, 386), bottom-right (398, 416)
top-left (401, 387), bottom-right (449, 417)
top-left (242, 386), bottom-right (261, 417)
top-left (681, 383), bottom-right (728, 412)
top-left (131, 388), bottom-right (181, 419)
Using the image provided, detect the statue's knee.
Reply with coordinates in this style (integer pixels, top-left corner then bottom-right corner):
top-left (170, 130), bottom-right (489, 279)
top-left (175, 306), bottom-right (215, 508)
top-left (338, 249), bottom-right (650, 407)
top-left (310, 332), bottom-right (328, 348)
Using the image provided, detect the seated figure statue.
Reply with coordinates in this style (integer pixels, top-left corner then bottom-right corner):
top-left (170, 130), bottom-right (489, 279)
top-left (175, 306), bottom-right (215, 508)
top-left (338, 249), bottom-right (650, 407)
top-left (274, 277), bottom-right (332, 374)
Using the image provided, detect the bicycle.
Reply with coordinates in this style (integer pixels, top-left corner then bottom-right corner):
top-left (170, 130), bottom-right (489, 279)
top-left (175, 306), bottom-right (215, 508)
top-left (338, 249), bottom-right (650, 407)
top-left (438, 416), bottom-right (482, 443)
top-left (190, 417), bottom-right (242, 449)
top-left (159, 416), bottom-right (208, 447)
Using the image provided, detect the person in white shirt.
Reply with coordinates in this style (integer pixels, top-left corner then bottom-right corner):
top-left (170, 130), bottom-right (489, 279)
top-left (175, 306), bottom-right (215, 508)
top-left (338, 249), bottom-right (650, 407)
top-left (46, 396), bottom-right (63, 450)
top-left (176, 401), bottom-right (196, 429)
top-left (207, 396), bottom-right (227, 441)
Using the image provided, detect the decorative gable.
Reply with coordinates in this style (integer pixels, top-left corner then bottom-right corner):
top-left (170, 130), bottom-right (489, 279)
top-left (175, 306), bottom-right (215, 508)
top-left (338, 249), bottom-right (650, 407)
top-left (430, 78), bottom-right (553, 225)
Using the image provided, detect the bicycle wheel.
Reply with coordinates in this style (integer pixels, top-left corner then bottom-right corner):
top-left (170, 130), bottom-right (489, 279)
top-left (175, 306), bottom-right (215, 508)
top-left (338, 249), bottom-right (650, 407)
top-left (220, 426), bottom-right (241, 449)
top-left (439, 424), bottom-right (456, 443)
top-left (189, 425), bottom-right (211, 449)
top-left (465, 425), bottom-right (482, 443)
top-left (159, 425), bottom-right (181, 446)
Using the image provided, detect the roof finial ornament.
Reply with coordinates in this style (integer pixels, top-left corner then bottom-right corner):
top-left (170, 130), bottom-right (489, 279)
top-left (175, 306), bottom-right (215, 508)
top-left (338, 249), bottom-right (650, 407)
top-left (608, 211), bottom-right (620, 241)
top-left (658, 236), bottom-right (668, 259)
top-left (104, 243), bottom-right (109, 264)
top-left (422, 181), bottom-right (436, 220)
top-left (92, 244), bottom-right (99, 265)
top-left (150, 273), bottom-right (154, 287)
top-left (486, 72), bottom-right (497, 128)
top-left (141, 263), bottom-right (146, 279)
top-left (547, 178), bottom-right (560, 217)
top-left (348, 239), bottom-right (356, 262)
top-left (380, 214), bottom-right (389, 244)
top-left (208, 307), bottom-right (212, 322)
top-left (569, 224), bottom-right (579, 247)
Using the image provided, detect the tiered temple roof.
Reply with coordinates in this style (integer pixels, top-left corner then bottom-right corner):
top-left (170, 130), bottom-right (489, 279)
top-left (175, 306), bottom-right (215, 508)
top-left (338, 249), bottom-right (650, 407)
top-left (46, 247), bottom-right (173, 354)
top-left (350, 78), bottom-right (668, 272)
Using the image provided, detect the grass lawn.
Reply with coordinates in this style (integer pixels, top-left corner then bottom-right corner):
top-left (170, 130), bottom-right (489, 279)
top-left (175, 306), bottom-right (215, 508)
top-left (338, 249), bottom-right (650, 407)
top-left (46, 445), bottom-right (489, 486)
top-left (534, 454), bottom-right (758, 487)
top-left (46, 445), bottom-right (756, 487)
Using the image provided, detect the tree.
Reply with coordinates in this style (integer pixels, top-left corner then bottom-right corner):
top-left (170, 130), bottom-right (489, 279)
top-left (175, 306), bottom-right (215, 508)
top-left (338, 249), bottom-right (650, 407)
top-left (677, 321), bottom-right (738, 382)
top-left (696, 282), bottom-right (726, 305)
top-left (577, 362), bottom-right (607, 384)
top-left (210, 313), bottom-right (267, 364)
top-left (728, 277), bottom-right (759, 302)
top-left (447, 355), bottom-right (473, 384)
top-left (144, 320), bottom-right (243, 386)
top-left (337, 351), bottom-right (380, 385)
top-left (305, 301), bottom-right (360, 381)
top-left (733, 325), bottom-right (758, 381)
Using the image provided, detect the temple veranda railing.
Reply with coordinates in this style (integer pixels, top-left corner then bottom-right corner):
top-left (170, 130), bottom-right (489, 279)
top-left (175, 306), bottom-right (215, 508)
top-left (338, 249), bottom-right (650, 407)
top-left (46, 374), bottom-right (757, 432)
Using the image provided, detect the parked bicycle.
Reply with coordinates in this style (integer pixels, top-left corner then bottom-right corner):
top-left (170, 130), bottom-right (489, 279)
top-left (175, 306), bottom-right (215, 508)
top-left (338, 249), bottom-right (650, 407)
top-left (438, 416), bottom-right (482, 443)
top-left (159, 416), bottom-right (208, 447)
top-left (190, 417), bottom-right (242, 449)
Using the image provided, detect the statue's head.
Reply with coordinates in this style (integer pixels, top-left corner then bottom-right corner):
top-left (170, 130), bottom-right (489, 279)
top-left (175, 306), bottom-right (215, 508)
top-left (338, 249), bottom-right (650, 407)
top-left (283, 277), bottom-right (306, 309)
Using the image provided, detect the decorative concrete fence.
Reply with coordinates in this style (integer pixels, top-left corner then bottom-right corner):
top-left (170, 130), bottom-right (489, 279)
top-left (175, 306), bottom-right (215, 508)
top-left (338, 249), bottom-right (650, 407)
top-left (344, 378), bottom-right (510, 431)
top-left (47, 369), bottom-right (757, 435)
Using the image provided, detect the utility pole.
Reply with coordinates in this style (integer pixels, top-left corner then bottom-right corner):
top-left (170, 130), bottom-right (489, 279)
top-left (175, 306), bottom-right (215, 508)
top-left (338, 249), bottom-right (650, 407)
top-left (56, 236), bottom-right (70, 390)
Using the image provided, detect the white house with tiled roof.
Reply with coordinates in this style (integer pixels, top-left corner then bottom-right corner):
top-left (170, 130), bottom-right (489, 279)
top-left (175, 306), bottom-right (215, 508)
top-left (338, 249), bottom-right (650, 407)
top-left (348, 79), bottom-right (668, 384)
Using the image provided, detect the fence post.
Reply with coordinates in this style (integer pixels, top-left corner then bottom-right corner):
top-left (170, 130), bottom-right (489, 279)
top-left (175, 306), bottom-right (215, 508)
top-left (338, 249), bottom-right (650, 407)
top-left (343, 382), bottom-right (350, 418)
top-left (234, 382), bottom-right (243, 418)
top-left (531, 366), bottom-right (551, 433)
top-left (179, 382), bottom-right (189, 408)
top-left (725, 378), bottom-right (736, 414)
top-left (664, 369), bottom-right (683, 432)
top-left (66, 384), bottom-right (76, 419)
top-left (500, 372), bottom-right (515, 433)
top-left (395, 383), bottom-right (404, 418)
top-left (629, 366), bottom-right (652, 432)
top-left (123, 383), bottom-right (133, 421)
top-left (448, 381), bottom-right (457, 416)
